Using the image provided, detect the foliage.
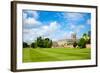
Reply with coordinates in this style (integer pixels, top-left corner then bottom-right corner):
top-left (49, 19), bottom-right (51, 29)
top-left (23, 36), bottom-right (52, 48)
top-left (73, 42), bottom-right (77, 48)
top-left (78, 38), bottom-right (86, 48)
top-left (30, 36), bottom-right (52, 48)
top-left (83, 33), bottom-right (89, 42)
top-left (43, 38), bottom-right (52, 48)
top-left (23, 42), bottom-right (29, 48)
top-left (78, 32), bottom-right (91, 48)
top-left (36, 37), bottom-right (44, 48)
top-left (31, 42), bottom-right (37, 48)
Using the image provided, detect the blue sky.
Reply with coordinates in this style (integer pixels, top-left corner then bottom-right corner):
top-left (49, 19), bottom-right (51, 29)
top-left (22, 10), bottom-right (91, 43)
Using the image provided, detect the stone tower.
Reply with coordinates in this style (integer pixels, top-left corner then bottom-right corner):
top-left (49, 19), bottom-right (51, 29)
top-left (71, 33), bottom-right (76, 42)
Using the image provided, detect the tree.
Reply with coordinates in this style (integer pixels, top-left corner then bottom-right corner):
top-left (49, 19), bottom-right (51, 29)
top-left (83, 33), bottom-right (90, 44)
top-left (49, 40), bottom-right (52, 48)
top-left (23, 42), bottom-right (29, 48)
top-left (31, 42), bottom-right (37, 48)
top-left (83, 33), bottom-right (89, 41)
top-left (43, 38), bottom-right (52, 48)
top-left (36, 37), bottom-right (44, 48)
top-left (78, 38), bottom-right (86, 48)
top-left (73, 42), bottom-right (77, 48)
top-left (30, 36), bottom-right (53, 48)
top-left (78, 33), bottom-right (90, 48)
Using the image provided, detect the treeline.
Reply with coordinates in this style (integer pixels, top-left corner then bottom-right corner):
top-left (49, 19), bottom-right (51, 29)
top-left (73, 31), bottom-right (91, 48)
top-left (23, 37), bottom-right (52, 48)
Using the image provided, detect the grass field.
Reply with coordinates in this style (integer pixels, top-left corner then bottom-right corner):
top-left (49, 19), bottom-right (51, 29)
top-left (23, 48), bottom-right (91, 62)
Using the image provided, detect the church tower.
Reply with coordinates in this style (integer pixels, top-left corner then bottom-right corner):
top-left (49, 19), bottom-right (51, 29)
top-left (71, 33), bottom-right (76, 42)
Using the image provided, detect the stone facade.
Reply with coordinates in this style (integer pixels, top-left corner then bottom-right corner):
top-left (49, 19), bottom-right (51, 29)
top-left (52, 39), bottom-right (73, 48)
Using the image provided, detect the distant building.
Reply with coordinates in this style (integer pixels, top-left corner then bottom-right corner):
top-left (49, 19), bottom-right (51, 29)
top-left (52, 32), bottom-right (78, 48)
top-left (57, 39), bottom-right (67, 48)
top-left (52, 42), bottom-right (59, 48)
top-left (71, 33), bottom-right (76, 42)
top-left (52, 39), bottom-right (67, 48)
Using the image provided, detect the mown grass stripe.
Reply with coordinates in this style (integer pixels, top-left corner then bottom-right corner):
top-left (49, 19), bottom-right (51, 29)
top-left (23, 48), bottom-right (91, 62)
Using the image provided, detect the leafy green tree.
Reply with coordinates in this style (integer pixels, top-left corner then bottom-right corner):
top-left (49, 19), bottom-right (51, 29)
top-left (36, 37), bottom-right (44, 48)
top-left (31, 36), bottom-right (53, 48)
top-left (73, 42), bottom-right (77, 48)
top-left (48, 40), bottom-right (52, 48)
top-left (23, 42), bottom-right (29, 48)
top-left (44, 38), bottom-right (50, 48)
top-left (83, 33), bottom-right (90, 44)
top-left (78, 33), bottom-right (90, 48)
top-left (78, 38), bottom-right (86, 48)
top-left (43, 38), bottom-right (52, 48)
top-left (83, 33), bottom-right (89, 42)
top-left (31, 42), bottom-right (37, 48)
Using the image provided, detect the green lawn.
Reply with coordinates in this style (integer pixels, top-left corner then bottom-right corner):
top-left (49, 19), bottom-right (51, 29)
top-left (23, 48), bottom-right (91, 62)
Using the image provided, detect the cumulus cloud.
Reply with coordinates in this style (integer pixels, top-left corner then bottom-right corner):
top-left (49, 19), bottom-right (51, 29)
top-left (23, 21), bottom-right (60, 43)
top-left (63, 12), bottom-right (85, 21)
top-left (69, 23), bottom-right (85, 33)
top-left (23, 17), bottom-right (41, 28)
top-left (23, 10), bottom-right (41, 29)
top-left (23, 21), bottom-right (85, 43)
top-left (48, 21), bottom-right (59, 29)
top-left (22, 11), bottom-right (90, 43)
top-left (23, 10), bottom-right (38, 19)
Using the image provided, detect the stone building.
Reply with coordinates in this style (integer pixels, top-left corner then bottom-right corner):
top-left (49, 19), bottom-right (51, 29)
top-left (52, 32), bottom-right (78, 48)
top-left (71, 33), bottom-right (76, 42)
top-left (52, 39), bottom-right (69, 48)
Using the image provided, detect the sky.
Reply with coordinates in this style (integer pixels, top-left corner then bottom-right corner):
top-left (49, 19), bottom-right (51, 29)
top-left (22, 10), bottom-right (91, 44)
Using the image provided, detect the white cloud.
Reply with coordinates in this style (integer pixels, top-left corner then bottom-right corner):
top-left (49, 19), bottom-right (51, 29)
top-left (23, 12), bottom-right (27, 19)
top-left (44, 21), bottom-right (59, 33)
top-left (70, 24), bottom-right (76, 29)
top-left (23, 11), bottom-right (41, 28)
top-left (24, 10), bottom-right (38, 19)
top-left (50, 21), bottom-right (59, 30)
top-left (24, 17), bottom-right (41, 26)
top-left (23, 21), bottom-right (60, 43)
top-left (63, 12), bottom-right (84, 21)
top-left (69, 31), bottom-right (74, 34)
top-left (87, 19), bottom-right (91, 25)
top-left (69, 23), bottom-right (85, 33)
